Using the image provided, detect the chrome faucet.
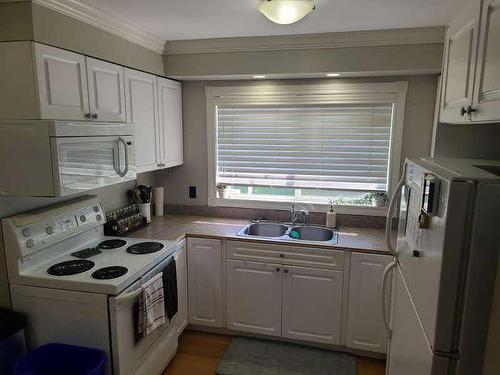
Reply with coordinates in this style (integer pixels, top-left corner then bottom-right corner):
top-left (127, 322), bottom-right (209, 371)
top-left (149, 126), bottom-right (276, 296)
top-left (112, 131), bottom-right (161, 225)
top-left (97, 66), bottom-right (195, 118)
top-left (291, 204), bottom-right (309, 225)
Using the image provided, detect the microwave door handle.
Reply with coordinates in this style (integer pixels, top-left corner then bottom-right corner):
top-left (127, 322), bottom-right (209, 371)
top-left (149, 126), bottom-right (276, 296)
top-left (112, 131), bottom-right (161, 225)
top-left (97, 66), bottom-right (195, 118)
top-left (112, 142), bottom-right (120, 175)
top-left (117, 137), bottom-right (129, 177)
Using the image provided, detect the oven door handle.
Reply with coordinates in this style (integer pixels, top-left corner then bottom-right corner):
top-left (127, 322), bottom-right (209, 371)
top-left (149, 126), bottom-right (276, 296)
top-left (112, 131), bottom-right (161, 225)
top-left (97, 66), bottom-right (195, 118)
top-left (115, 288), bottom-right (142, 307)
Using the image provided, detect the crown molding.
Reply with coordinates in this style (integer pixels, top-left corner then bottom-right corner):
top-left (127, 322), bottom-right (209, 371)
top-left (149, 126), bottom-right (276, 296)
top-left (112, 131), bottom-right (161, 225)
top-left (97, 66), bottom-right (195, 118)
top-left (32, 0), bottom-right (166, 54)
top-left (165, 26), bottom-right (445, 55)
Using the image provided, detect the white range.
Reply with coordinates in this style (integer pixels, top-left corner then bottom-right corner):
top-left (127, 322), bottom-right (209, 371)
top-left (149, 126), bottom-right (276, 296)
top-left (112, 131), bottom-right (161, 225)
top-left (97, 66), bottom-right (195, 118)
top-left (2, 196), bottom-right (186, 375)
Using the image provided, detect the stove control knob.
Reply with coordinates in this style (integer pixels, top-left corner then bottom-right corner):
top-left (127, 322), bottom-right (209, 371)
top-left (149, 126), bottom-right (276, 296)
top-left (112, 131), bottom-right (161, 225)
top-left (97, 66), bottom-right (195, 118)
top-left (93, 206), bottom-right (100, 213)
top-left (96, 214), bottom-right (102, 222)
top-left (80, 215), bottom-right (87, 223)
top-left (26, 239), bottom-right (34, 248)
top-left (46, 226), bottom-right (54, 235)
top-left (22, 228), bottom-right (31, 237)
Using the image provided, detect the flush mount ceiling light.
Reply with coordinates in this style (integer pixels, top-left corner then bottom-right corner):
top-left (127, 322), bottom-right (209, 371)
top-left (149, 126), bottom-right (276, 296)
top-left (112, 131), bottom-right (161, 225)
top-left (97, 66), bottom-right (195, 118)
top-left (258, 0), bottom-right (315, 25)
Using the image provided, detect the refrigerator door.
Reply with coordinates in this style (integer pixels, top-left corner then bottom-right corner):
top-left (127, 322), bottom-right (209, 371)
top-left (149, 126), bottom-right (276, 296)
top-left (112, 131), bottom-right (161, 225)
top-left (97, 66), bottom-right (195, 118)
top-left (387, 266), bottom-right (453, 375)
top-left (397, 161), bottom-right (473, 353)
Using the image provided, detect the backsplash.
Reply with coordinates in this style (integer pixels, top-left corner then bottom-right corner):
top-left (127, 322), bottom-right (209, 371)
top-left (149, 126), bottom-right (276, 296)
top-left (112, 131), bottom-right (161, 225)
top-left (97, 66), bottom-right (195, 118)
top-left (163, 204), bottom-right (386, 229)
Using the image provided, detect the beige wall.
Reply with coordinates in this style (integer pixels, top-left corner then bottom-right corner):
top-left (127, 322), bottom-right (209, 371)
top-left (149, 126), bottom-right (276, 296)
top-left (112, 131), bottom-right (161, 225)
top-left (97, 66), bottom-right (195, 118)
top-left (164, 44), bottom-right (443, 79)
top-left (0, 2), bottom-right (165, 75)
top-left (433, 122), bottom-right (500, 160)
top-left (0, 1), bottom-right (32, 41)
top-left (156, 75), bottom-right (438, 206)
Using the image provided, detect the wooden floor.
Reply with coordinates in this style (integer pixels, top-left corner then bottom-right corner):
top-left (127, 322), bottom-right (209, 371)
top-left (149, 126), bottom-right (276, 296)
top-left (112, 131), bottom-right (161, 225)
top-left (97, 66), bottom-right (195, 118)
top-left (164, 331), bottom-right (386, 375)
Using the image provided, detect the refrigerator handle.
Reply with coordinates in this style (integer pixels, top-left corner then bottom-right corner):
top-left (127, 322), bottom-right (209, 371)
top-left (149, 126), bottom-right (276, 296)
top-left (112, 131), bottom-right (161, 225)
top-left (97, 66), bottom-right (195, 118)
top-left (385, 174), bottom-right (405, 256)
top-left (381, 259), bottom-right (397, 338)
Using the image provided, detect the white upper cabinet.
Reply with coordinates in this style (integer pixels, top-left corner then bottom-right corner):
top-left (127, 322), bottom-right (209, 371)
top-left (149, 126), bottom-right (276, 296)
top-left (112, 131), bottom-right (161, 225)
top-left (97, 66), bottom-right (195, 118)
top-left (86, 57), bottom-right (126, 122)
top-left (345, 253), bottom-right (392, 353)
top-left (440, 0), bottom-right (500, 124)
top-left (35, 43), bottom-right (90, 120)
top-left (124, 68), bottom-right (160, 173)
top-left (157, 77), bottom-right (183, 168)
top-left (226, 260), bottom-right (282, 337)
top-left (472, 0), bottom-right (500, 122)
top-left (282, 265), bottom-right (343, 345)
top-left (187, 238), bottom-right (224, 327)
top-left (439, 4), bottom-right (480, 124)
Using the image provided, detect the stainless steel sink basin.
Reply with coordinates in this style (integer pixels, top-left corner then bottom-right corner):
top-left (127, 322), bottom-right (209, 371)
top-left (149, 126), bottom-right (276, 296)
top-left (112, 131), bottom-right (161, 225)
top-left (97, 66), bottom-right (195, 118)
top-left (237, 223), bottom-right (338, 244)
top-left (244, 223), bottom-right (289, 237)
top-left (289, 226), bottom-right (335, 241)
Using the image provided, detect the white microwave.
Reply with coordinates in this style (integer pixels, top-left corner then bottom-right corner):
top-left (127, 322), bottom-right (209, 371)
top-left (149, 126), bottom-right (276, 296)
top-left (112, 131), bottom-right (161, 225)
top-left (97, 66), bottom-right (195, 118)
top-left (0, 120), bottom-right (136, 197)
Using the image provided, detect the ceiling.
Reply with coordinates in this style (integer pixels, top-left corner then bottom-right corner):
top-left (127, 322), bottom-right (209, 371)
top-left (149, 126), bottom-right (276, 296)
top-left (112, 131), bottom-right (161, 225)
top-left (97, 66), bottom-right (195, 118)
top-left (80, 0), bottom-right (467, 41)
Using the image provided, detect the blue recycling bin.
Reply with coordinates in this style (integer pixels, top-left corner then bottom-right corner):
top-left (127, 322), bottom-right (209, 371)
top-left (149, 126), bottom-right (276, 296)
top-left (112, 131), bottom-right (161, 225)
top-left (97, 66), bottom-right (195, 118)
top-left (14, 343), bottom-right (106, 375)
top-left (0, 309), bottom-right (26, 375)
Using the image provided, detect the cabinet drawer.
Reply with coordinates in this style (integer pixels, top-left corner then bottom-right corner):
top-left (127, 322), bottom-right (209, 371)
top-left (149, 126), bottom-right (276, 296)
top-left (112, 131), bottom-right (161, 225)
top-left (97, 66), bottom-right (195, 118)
top-left (225, 241), bottom-right (344, 270)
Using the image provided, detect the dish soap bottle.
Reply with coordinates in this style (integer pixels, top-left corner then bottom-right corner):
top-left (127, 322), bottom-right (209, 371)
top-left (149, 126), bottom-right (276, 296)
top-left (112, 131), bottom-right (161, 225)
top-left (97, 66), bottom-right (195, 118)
top-left (326, 200), bottom-right (336, 228)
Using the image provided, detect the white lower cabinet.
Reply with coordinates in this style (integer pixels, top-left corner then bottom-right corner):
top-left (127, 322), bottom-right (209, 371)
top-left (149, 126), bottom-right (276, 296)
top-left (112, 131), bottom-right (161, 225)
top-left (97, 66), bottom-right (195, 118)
top-left (282, 265), bottom-right (343, 345)
top-left (345, 252), bottom-right (393, 353)
top-left (187, 238), bottom-right (223, 327)
top-left (226, 260), bottom-right (282, 336)
top-left (172, 241), bottom-right (188, 336)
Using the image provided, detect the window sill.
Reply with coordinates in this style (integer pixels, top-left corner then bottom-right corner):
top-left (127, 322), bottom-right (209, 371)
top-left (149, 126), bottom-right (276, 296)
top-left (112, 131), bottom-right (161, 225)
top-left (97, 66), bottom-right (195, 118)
top-left (208, 197), bottom-right (387, 217)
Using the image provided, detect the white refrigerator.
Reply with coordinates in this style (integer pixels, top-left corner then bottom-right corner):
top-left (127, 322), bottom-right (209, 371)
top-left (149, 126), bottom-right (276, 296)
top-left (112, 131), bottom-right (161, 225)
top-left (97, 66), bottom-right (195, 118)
top-left (382, 158), bottom-right (500, 374)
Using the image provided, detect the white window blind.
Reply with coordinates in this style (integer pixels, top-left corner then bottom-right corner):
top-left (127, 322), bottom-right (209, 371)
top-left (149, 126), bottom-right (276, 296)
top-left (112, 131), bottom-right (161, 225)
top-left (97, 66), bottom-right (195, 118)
top-left (216, 103), bottom-right (393, 192)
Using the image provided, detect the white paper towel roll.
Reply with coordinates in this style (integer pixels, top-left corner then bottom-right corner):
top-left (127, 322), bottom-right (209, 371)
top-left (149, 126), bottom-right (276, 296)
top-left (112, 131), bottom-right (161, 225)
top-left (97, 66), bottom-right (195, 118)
top-left (154, 187), bottom-right (164, 216)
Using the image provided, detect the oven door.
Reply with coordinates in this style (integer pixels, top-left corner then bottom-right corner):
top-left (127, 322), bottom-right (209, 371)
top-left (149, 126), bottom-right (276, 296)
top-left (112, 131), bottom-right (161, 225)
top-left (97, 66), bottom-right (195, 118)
top-left (109, 255), bottom-right (175, 375)
top-left (50, 135), bottom-right (136, 197)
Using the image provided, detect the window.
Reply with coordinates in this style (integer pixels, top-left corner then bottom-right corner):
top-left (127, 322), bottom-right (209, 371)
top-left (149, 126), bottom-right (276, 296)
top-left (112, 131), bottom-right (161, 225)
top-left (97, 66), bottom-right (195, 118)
top-left (207, 82), bottom-right (407, 214)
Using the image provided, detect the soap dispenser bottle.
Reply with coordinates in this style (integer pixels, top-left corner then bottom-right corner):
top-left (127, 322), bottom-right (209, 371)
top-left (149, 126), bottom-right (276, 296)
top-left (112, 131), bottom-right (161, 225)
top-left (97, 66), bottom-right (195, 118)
top-left (326, 200), bottom-right (336, 228)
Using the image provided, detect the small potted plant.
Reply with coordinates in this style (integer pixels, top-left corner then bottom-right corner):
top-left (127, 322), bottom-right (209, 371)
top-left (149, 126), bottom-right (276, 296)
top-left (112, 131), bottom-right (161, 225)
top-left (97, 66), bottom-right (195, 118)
top-left (217, 183), bottom-right (228, 198)
top-left (366, 192), bottom-right (388, 207)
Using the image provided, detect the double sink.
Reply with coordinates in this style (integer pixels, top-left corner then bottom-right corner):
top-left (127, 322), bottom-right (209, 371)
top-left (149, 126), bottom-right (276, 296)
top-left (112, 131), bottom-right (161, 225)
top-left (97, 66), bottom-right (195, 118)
top-left (237, 223), bottom-right (338, 244)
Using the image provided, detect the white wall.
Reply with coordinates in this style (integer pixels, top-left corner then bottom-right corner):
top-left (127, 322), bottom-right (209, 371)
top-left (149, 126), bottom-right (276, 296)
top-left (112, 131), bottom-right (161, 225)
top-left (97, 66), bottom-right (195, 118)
top-left (156, 75), bottom-right (438, 206)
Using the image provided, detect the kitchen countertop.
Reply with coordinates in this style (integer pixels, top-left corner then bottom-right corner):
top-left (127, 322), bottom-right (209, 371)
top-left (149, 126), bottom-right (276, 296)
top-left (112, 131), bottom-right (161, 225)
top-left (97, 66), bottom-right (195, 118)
top-left (130, 214), bottom-right (390, 255)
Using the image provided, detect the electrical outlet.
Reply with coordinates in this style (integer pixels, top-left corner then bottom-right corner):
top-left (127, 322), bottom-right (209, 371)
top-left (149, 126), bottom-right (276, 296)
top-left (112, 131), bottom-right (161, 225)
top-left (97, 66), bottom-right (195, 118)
top-left (189, 186), bottom-right (197, 199)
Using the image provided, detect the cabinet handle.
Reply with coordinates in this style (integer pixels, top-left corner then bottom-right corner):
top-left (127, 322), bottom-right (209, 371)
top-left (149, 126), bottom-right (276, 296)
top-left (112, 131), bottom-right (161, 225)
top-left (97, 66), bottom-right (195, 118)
top-left (460, 105), bottom-right (477, 117)
top-left (466, 106), bottom-right (477, 115)
top-left (275, 267), bottom-right (281, 272)
top-left (84, 113), bottom-right (92, 119)
top-left (92, 113), bottom-right (98, 120)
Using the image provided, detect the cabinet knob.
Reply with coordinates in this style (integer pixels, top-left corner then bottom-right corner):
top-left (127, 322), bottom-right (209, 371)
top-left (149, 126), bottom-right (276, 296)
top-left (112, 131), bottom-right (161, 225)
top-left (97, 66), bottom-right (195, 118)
top-left (460, 105), bottom-right (477, 117)
top-left (92, 113), bottom-right (98, 120)
top-left (84, 113), bottom-right (92, 119)
top-left (284, 269), bottom-right (289, 274)
top-left (275, 267), bottom-right (281, 272)
top-left (412, 250), bottom-right (421, 258)
top-left (279, 254), bottom-right (284, 258)
top-left (460, 106), bottom-right (467, 117)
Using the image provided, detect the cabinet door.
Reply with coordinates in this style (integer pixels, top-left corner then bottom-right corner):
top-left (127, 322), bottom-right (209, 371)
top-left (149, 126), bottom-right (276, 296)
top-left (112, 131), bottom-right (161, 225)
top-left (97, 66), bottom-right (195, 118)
top-left (472, 0), bottom-right (500, 122)
top-left (86, 57), bottom-right (126, 122)
top-left (439, 7), bottom-right (480, 124)
top-left (124, 68), bottom-right (160, 172)
top-left (345, 253), bottom-right (392, 353)
top-left (173, 241), bottom-right (188, 337)
top-left (226, 260), bottom-right (282, 336)
top-left (187, 238), bottom-right (223, 327)
top-left (34, 43), bottom-right (89, 120)
top-left (282, 265), bottom-right (343, 345)
top-left (157, 77), bottom-right (183, 168)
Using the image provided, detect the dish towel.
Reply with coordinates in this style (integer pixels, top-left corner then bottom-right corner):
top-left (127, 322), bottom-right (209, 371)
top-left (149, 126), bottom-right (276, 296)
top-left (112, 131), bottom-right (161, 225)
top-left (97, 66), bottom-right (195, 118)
top-left (138, 273), bottom-right (166, 336)
top-left (162, 257), bottom-right (178, 321)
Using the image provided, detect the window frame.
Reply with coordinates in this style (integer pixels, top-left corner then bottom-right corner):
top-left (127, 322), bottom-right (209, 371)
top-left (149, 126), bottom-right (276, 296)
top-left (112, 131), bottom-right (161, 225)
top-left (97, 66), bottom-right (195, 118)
top-left (206, 81), bottom-right (408, 216)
